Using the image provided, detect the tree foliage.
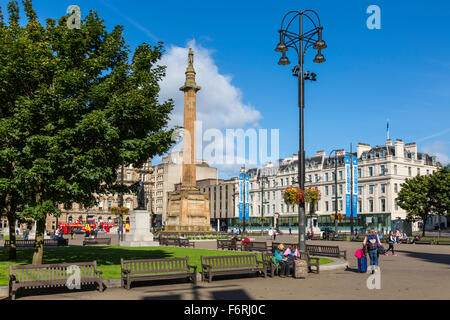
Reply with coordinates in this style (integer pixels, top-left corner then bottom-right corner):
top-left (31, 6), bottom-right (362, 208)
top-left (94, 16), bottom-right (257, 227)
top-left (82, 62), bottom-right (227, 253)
top-left (396, 166), bottom-right (450, 236)
top-left (0, 0), bottom-right (174, 264)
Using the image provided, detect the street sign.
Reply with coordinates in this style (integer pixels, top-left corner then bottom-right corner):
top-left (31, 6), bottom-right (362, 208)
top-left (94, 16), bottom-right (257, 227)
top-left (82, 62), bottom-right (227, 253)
top-left (331, 196), bottom-right (343, 200)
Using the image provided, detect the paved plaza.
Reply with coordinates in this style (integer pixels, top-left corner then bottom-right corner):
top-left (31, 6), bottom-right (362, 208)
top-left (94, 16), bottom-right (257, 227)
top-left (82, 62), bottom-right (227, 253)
top-left (7, 237), bottom-right (449, 300)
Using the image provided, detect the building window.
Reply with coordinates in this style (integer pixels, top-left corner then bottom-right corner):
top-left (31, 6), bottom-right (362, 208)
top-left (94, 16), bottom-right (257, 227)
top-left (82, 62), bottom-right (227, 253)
top-left (325, 173), bottom-right (329, 181)
top-left (394, 165), bottom-right (398, 175)
top-left (395, 201), bottom-right (399, 211)
top-left (408, 167), bottom-right (412, 177)
top-left (325, 201), bottom-right (329, 211)
top-left (358, 168), bottom-right (362, 178)
top-left (272, 191), bottom-right (276, 200)
top-left (417, 168), bottom-right (420, 176)
top-left (358, 186), bottom-right (363, 195)
top-left (280, 179), bottom-right (284, 187)
top-left (381, 184), bottom-right (386, 194)
top-left (339, 171), bottom-right (343, 180)
top-left (325, 186), bottom-right (329, 196)
top-left (358, 199), bottom-right (362, 213)
top-left (272, 204), bottom-right (275, 213)
top-left (339, 200), bottom-right (343, 211)
top-left (332, 185), bottom-right (336, 195)
top-left (315, 174), bottom-right (319, 182)
top-left (308, 175), bottom-right (312, 182)
top-left (286, 178), bottom-right (289, 186)
top-left (381, 199), bottom-right (386, 212)
top-left (369, 185), bottom-right (374, 195)
top-left (108, 201), bottom-right (112, 209)
top-left (332, 201), bottom-right (336, 212)
top-left (339, 184), bottom-right (343, 195)
top-left (369, 200), bottom-right (374, 212)
top-left (127, 173), bottom-right (131, 181)
top-left (369, 167), bottom-right (373, 177)
top-left (280, 204), bottom-right (284, 213)
top-left (381, 165), bottom-right (386, 175)
top-left (394, 184), bottom-right (398, 193)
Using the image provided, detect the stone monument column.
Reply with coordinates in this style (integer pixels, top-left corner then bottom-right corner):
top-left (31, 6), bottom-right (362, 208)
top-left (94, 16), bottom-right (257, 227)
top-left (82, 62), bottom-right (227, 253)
top-left (180, 48), bottom-right (201, 188)
top-left (165, 48), bottom-right (211, 233)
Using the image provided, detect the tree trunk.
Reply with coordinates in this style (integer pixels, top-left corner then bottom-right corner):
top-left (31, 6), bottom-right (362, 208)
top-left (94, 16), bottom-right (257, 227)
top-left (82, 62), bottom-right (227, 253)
top-left (32, 217), bottom-right (46, 265)
top-left (422, 217), bottom-right (427, 237)
top-left (7, 213), bottom-right (17, 260)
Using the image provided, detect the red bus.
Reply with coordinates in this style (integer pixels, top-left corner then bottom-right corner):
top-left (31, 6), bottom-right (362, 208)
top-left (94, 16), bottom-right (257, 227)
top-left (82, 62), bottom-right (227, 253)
top-left (59, 223), bottom-right (84, 235)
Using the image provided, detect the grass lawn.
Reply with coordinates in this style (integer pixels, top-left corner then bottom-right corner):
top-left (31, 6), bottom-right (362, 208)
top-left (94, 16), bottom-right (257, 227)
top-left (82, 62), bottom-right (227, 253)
top-left (0, 246), bottom-right (333, 286)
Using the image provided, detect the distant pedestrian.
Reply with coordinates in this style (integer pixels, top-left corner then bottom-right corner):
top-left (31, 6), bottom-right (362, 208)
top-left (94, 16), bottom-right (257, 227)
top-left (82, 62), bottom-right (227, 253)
top-left (289, 227), bottom-right (292, 235)
top-left (385, 231), bottom-right (397, 256)
top-left (273, 229), bottom-right (277, 241)
top-left (54, 228), bottom-right (60, 240)
top-left (363, 228), bottom-right (382, 270)
top-left (268, 228), bottom-right (273, 240)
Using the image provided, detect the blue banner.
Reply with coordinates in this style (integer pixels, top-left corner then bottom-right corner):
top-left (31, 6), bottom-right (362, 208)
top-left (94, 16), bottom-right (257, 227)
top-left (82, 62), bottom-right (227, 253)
top-left (239, 203), bottom-right (244, 220)
top-left (353, 157), bottom-right (358, 217)
top-left (345, 155), bottom-right (351, 217)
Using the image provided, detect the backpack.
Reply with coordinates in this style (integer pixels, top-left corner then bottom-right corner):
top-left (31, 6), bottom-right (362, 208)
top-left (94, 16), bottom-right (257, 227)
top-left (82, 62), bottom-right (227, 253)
top-left (367, 235), bottom-right (378, 250)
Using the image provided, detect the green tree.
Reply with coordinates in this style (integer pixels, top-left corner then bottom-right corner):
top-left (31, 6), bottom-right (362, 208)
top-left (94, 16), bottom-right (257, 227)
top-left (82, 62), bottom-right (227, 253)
top-left (428, 166), bottom-right (450, 238)
top-left (396, 175), bottom-right (432, 237)
top-left (0, 0), bottom-right (174, 264)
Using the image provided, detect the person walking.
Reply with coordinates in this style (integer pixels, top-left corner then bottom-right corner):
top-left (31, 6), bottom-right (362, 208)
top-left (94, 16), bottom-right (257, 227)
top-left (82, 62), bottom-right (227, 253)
top-left (273, 228), bottom-right (277, 241)
top-left (363, 228), bottom-right (382, 271)
top-left (386, 231), bottom-right (397, 256)
top-left (268, 228), bottom-right (273, 240)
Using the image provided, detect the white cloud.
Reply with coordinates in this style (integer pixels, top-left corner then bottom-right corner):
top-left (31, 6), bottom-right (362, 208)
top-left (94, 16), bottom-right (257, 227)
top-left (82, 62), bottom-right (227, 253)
top-left (158, 40), bottom-right (262, 131)
top-left (422, 141), bottom-right (450, 165)
top-left (157, 40), bottom-right (264, 177)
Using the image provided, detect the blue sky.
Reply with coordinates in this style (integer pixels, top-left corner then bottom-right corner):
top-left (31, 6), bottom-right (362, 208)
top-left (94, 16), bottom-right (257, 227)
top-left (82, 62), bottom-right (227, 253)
top-left (2, 0), bottom-right (450, 178)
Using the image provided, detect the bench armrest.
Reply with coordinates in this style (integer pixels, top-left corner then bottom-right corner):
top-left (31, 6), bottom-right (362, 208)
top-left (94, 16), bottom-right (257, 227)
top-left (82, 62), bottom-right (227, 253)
top-left (309, 257), bottom-right (320, 263)
top-left (95, 269), bottom-right (103, 276)
top-left (202, 264), bottom-right (213, 271)
top-left (121, 268), bottom-right (131, 275)
top-left (187, 264), bottom-right (197, 273)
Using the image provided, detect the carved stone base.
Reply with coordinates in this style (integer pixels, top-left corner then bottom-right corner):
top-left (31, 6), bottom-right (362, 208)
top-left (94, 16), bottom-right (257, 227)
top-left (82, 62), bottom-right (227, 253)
top-left (120, 209), bottom-right (159, 247)
top-left (165, 187), bottom-right (211, 232)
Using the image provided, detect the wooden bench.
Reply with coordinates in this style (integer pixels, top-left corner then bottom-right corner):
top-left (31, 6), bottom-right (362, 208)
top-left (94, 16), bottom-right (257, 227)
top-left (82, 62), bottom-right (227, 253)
top-left (262, 251), bottom-right (319, 277)
top-left (120, 257), bottom-right (197, 289)
top-left (201, 254), bottom-right (266, 282)
top-left (159, 237), bottom-right (194, 248)
top-left (3, 239), bottom-right (68, 248)
top-left (178, 238), bottom-right (195, 248)
top-left (217, 239), bottom-right (238, 251)
top-left (83, 238), bottom-right (111, 246)
top-left (241, 241), bottom-right (270, 253)
top-left (306, 244), bottom-right (347, 260)
top-left (9, 261), bottom-right (103, 300)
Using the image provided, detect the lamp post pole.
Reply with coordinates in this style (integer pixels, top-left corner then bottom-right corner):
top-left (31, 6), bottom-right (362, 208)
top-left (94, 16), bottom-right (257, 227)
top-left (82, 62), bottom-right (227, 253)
top-left (329, 150), bottom-right (339, 233)
top-left (119, 163), bottom-right (124, 242)
top-left (276, 10), bottom-right (326, 252)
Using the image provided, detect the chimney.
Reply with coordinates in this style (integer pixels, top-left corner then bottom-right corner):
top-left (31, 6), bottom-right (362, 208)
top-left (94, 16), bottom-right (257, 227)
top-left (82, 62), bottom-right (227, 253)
top-left (395, 139), bottom-right (404, 158)
top-left (405, 142), bottom-right (417, 159)
top-left (316, 150), bottom-right (326, 157)
top-left (386, 139), bottom-right (393, 147)
top-left (357, 143), bottom-right (371, 158)
top-left (336, 149), bottom-right (346, 156)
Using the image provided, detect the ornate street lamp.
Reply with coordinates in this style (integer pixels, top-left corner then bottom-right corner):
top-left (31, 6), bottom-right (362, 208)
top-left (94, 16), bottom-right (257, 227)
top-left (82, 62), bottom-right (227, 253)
top-left (275, 10), bottom-right (326, 252)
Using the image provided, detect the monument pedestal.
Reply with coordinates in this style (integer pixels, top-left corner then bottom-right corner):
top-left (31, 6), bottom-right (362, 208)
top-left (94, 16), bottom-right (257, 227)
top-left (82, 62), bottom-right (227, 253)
top-left (166, 187), bottom-right (211, 232)
top-left (120, 209), bottom-right (159, 247)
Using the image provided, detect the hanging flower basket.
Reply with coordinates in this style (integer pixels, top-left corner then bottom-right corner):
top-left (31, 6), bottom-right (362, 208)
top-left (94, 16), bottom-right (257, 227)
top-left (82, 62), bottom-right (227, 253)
top-left (304, 187), bottom-right (321, 204)
top-left (283, 186), bottom-right (305, 206)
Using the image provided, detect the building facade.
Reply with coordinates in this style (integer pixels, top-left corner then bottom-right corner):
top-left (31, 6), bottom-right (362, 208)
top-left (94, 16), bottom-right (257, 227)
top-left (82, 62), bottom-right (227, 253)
top-left (231, 139), bottom-right (443, 233)
top-left (197, 178), bottom-right (237, 232)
